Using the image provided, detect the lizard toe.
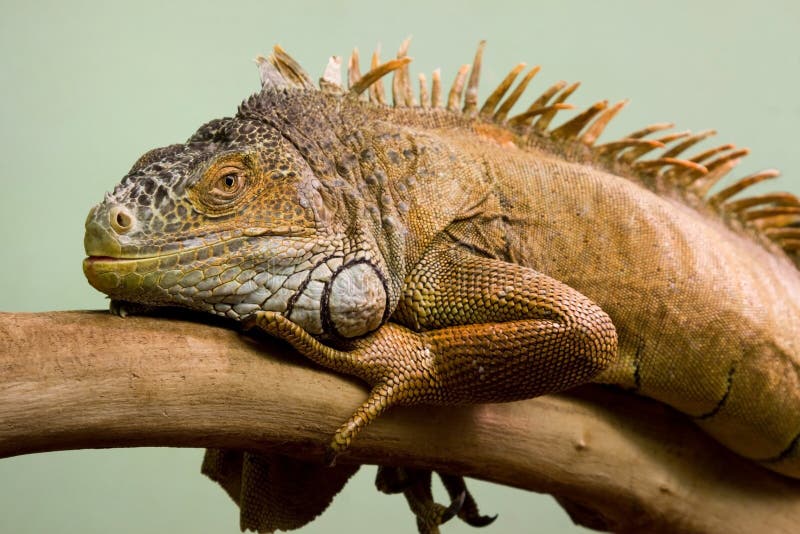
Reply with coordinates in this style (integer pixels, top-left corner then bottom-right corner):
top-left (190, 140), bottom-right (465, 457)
top-left (440, 489), bottom-right (466, 523)
top-left (439, 473), bottom-right (497, 527)
top-left (375, 465), bottom-right (418, 494)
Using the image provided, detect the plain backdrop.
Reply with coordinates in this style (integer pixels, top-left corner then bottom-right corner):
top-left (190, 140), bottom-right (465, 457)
top-left (1, 1), bottom-right (798, 533)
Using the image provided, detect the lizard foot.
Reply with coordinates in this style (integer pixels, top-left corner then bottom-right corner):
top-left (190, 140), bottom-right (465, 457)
top-left (244, 311), bottom-right (438, 464)
top-left (439, 473), bottom-right (497, 527)
top-left (376, 467), bottom-right (495, 532)
top-left (393, 468), bottom-right (464, 534)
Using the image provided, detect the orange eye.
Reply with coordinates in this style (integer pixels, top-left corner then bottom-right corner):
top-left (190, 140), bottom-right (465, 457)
top-left (211, 171), bottom-right (245, 199)
top-left (188, 153), bottom-right (261, 217)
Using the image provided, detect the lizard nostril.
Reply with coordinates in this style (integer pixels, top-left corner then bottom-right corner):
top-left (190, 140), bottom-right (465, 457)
top-left (109, 206), bottom-right (134, 234)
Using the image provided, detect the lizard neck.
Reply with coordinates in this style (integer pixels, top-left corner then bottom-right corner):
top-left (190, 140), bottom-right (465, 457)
top-left (249, 90), bottom-right (492, 293)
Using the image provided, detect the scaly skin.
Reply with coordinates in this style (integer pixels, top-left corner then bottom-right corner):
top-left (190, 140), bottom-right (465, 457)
top-left (83, 42), bottom-right (800, 532)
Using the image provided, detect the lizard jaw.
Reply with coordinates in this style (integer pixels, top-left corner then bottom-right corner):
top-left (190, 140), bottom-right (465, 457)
top-left (81, 232), bottom-right (326, 322)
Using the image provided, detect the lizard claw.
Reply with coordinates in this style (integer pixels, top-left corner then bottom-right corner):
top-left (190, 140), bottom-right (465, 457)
top-left (404, 471), bottom-right (461, 533)
top-left (464, 512), bottom-right (498, 527)
top-left (109, 299), bottom-right (154, 317)
top-left (323, 445), bottom-right (339, 467)
top-left (439, 473), bottom-right (498, 527)
top-left (110, 299), bottom-right (129, 318)
top-left (440, 490), bottom-right (466, 523)
top-left (377, 468), bottom-right (471, 533)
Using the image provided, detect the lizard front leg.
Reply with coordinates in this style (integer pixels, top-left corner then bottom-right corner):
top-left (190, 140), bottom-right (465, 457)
top-left (245, 237), bottom-right (616, 531)
top-left (246, 236), bottom-right (617, 455)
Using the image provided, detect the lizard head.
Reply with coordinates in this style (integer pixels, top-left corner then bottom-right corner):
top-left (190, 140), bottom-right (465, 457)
top-left (83, 108), bottom-right (392, 339)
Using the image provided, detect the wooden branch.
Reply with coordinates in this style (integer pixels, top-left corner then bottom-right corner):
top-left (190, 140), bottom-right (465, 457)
top-left (1, 311), bottom-right (799, 533)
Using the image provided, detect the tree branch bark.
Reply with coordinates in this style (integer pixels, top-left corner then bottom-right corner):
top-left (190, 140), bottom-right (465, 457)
top-left (1, 311), bottom-right (799, 533)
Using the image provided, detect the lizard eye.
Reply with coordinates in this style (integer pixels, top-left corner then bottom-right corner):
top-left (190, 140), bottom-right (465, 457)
top-left (188, 153), bottom-right (261, 216)
top-left (210, 170), bottom-right (246, 201)
top-left (213, 172), bottom-right (243, 194)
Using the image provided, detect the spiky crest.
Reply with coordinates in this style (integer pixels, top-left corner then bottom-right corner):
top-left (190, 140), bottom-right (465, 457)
top-left (257, 41), bottom-right (800, 263)
top-left (319, 56), bottom-right (343, 93)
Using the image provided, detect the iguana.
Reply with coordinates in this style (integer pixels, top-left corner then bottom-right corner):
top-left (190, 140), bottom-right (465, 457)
top-left (82, 39), bottom-right (800, 533)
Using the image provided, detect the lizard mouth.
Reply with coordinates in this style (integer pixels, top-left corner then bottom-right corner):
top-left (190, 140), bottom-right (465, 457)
top-left (84, 224), bottom-right (312, 260)
top-left (83, 238), bottom-right (237, 268)
top-left (84, 256), bottom-right (119, 262)
top-left (82, 228), bottom-right (310, 296)
top-left (82, 242), bottom-right (222, 295)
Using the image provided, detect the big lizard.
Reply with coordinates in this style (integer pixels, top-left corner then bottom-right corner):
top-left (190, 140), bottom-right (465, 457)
top-left (82, 40), bottom-right (800, 532)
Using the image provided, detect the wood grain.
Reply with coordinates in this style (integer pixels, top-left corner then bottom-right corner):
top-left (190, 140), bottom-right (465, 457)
top-left (1, 311), bottom-right (798, 533)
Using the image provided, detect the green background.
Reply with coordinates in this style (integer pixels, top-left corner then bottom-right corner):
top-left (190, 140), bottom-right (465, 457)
top-left (1, 1), bottom-right (798, 532)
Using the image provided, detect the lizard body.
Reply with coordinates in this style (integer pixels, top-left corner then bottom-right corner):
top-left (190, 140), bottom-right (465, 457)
top-left (82, 42), bottom-right (800, 531)
top-left (443, 129), bottom-right (800, 463)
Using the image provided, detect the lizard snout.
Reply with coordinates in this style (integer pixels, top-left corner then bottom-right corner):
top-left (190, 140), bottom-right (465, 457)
top-left (83, 204), bottom-right (123, 258)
